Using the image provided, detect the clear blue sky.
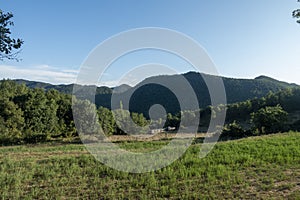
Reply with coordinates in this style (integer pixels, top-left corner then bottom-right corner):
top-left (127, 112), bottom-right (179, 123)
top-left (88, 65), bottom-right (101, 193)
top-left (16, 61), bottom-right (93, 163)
top-left (1, 0), bottom-right (300, 86)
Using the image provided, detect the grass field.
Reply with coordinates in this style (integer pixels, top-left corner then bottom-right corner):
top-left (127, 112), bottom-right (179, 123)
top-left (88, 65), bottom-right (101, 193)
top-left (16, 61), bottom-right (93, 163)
top-left (0, 132), bottom-right (300, 199)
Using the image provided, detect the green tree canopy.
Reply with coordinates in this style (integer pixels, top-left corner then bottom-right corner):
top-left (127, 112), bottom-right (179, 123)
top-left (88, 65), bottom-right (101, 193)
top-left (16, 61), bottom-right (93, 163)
top-left (293, 0), bottom-right (300, 23)
top-left (0, 97), bottom-right (24, 142)
top-left (72, 98), bottom-right (100, 135)
top-left (112, 109), bottom-right (149, 135)
top-left (21, 88), bottom-right (59, 136)
top-left (0, 10), bottom-right (23, 61)
top-left (97, 106), bottom-right (116, 136)
top-left (251, 105), bottom-right (288, 134)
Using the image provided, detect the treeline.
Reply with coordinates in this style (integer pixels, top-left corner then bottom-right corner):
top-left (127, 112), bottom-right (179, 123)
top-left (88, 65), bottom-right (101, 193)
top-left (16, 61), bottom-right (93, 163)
top-left (0, 79), bottom-right (300, 145)
top-left (202, 88), bottom-right (300, 139)
top-left (17, 72), bottom-right (298, 117)
top-left (0, 80), bottom-right (75, 144)
top-left (131, 87), bottom-right (300, 139)
top-left (94, 72), bottom-right (297, 116)
top-left (225, 88), bottom-right (300, 130)
top-left (0, 80), bottom-right (153, 144)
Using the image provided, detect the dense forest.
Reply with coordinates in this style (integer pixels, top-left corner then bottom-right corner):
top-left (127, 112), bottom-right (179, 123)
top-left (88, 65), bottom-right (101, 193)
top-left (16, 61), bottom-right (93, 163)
top-left (0, 75), bottom-right (300, 145)
top-left (201, 87), bottom-right (300, 138)
top-left (0, 80), bottom-right (151, 144)
top-left (16, 72), bottom-right (297, 117)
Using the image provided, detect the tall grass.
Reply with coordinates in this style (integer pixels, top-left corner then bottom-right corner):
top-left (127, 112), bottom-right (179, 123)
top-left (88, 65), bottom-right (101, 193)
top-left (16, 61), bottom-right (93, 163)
top-left (0, 132), bottom-right (299, 199)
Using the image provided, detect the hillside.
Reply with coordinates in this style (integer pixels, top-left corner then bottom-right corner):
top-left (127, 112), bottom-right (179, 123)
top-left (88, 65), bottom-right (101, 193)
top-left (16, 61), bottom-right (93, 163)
top-left (255, 75), bottom-right (299, 88)
top-left (198, 87), bottom-right (300, 133)
top-left (14, 79), bottom-right (115, 95)
top-left (101, 72), bottom-right (299, 116)
top-left (12, 72), bottom-right (299, 117)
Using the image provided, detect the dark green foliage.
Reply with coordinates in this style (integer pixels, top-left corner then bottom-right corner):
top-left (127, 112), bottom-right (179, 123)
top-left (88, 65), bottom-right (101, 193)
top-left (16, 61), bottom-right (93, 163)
top-left (109, 72), bottom-right (297, 117)
top-left (97, 106), bottom-right (116, 136)
top-left (180, 110), bottom-right (197, 128)
top-left (22, 88), bottom-right (59, 136)
top-left (127, 83), bottom-right (182, 117)
top-left (231, 88), bottom-right (300, 126)
top-left (13, 72), bottom-right (297, 118)
top-left (251, 105), bottom-right (288, 134)
top-left (54, 92), bottom-right (76, 137)
top-left (200, 88), bottom-right (300, 136)
top-left (0, 76), bottom-right (299, 144)
top-left (293, 0), bottom-right (300, 23)
top-left (0, 79), bottom-right (150, 143)
top-left (0, 98), bottom-right (24, 144)
top-left (165, 113), bottom-right (180, 129)
top-left (112, 108), bottom-right (149, 135)
top-left (291, 120), bottom-right (300, 131)
top-left (0, 9), bottom-right (23, 61)
top-left (72, 98), bottom-right (100, 135)
top-left (131, 112), bottom-right (149, 128)
top-left (0, 80), bottom-right (76, 144)
top-left (23, 132), bottom-right (48, 143)
top-left (221, 121), bottom-right (247, 139)
top-left (15, 79), bottom-right (114, 96)
top-left (0, 80), bottom-right (25, 144)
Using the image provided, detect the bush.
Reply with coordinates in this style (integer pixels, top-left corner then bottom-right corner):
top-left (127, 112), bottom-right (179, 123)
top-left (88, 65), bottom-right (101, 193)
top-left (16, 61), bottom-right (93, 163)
top-left (221, 121), bottom-right (247, 140)
top-left (251, 105), bottom-right (288, 134)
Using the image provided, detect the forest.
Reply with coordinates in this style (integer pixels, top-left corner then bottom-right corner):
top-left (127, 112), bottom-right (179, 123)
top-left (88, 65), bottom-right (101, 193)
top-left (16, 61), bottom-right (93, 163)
top-left (1, 78), bottom-right (299, 145)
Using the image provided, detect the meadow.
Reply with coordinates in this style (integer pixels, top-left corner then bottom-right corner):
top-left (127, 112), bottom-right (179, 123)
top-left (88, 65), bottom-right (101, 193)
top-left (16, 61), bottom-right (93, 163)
top-left (0, 132), bottom-right (300, 199)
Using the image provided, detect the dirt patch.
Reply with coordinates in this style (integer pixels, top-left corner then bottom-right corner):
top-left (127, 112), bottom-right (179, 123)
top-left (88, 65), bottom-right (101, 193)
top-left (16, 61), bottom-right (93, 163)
top-left (107, 133), bottom-right (206, 142)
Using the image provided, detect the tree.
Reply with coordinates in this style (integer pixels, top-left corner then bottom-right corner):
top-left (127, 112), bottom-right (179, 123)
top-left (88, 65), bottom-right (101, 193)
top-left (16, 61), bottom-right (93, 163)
top-left (131, 112), bottom-right (148, 128)
top-left (97, 106), bottom-right (116, 136)
top-left (293, 0), bottom-right (300, 23)
top-left (55, 93), bottom-right (76, 137)
top-left (0, 80), bottom-right (26, 143)
top-left (251, 105), bottom-right (288, 134)
top-left (222, 121), bottom-right (246, 139)
top-left (181, 110), bottom-right (196, 128)
top-left (0, 10), bottom-right (23, 61)
top-left (0, 79), bottom-right (27, 99)
top-left (112, 109), bottom-right (149, 135)
top-left (0, 97), bottom-right (24, 143)
top-left (72, 98), bottom-right (100, 135)
top-left (21, 89), bottom-right (59, 139)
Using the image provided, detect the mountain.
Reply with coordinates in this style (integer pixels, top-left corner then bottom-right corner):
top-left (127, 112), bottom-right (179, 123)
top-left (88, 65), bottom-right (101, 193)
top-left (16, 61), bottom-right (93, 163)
top-left (254, 75), bottom-right (298, 88)
top-left (112, 84), bottom-right (131, 93)
top-left (14, 79), bottom-right (115, 95)
top-left (12, 72), bottom-right (299, 117)
top-left (98, 72), bottom-right (298, 117)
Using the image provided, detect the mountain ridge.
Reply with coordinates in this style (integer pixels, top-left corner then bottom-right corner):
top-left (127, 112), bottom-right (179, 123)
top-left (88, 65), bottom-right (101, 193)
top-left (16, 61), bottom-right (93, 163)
top-left (8, 72), bottom-right (299, 117)
top-left (12, 72), bottom-right (299, 92)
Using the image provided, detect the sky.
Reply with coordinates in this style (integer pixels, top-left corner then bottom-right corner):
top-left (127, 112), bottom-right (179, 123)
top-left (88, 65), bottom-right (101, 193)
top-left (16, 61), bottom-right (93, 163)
top-left (1, 0), bottom-right (300, 86)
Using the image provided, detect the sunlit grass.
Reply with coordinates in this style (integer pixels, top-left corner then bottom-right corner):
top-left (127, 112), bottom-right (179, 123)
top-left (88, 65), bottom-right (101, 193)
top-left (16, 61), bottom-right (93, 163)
top-left (0, 132), bottom-right (299, 199)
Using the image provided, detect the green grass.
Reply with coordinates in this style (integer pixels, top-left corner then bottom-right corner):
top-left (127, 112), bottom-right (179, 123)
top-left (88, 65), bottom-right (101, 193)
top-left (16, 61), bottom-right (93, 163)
top-left (0, 132), bottom-right (300, 199)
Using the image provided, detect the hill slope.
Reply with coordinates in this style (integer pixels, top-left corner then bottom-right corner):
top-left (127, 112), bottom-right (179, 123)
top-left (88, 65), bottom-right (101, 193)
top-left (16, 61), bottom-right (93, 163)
top-left (12, 72), bottom-right (299, 116)
top-left (104, 72), bottom-right (298, 116)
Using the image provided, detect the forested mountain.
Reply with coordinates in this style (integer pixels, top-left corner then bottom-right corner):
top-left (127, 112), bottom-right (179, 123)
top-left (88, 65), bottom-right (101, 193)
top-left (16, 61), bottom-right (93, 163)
top-left (1, 74), bottom-right (300, 144)
top-left (97, 72), bottom-right (299, 116)
top-left (208, 87), bottom-right (300, 131)
top-left (159, 87), bottom-right (300, 136)
top-left (14, 79), bottom-right (114, 95)
top-left (254, 75), bottom-right (298, 88)
top-left (14, 72), bottom-right (299, 117)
